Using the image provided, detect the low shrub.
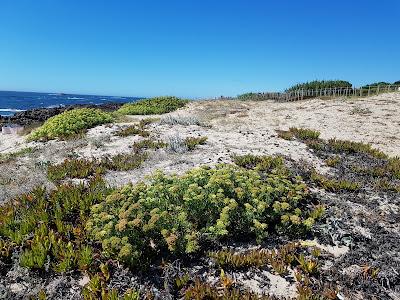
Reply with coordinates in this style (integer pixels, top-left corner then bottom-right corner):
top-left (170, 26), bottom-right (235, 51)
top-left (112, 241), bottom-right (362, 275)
top-left (29, 108), bottom-right (113, 141)
top-left (325, 156), bottom-right (341, 167)
top-left (101, 152), bottom-right (148, 171)
top-left (327, 139), bottom-right (387, 159)
top-left (311, 171), bottom-right (360, 192)
top-left (361, 82), bottom-right (391, 89)
top-left (117, 97), bottom-right (188, 115)
top-left (289, 128), bottom-right (320, 140)
top-left (237, 92), bottom-right (259, 100)
top-left (276, 128), bottom-right (320, 141)
top-left (115, 125), bottom-right (150, 138)
top-left (184, 136), bottom-right (207, 150)
top-left (86, 164), bottom-right (321, 267)
top-left (47, 158), bottom-right (105, 182)
top-left (232, 154), bottom-right (288, 175)
top-left (132, 139), bottom-right (167, 152)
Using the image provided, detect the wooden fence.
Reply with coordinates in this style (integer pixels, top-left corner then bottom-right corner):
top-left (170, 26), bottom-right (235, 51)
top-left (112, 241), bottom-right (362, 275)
top-left (241, 84), bottom-right (400, 102)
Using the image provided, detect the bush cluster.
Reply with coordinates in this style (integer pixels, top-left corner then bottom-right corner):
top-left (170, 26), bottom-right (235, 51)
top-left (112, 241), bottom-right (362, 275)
top-left (117, 96), bottom-right (188, 115)
top-left (29, 108), bottom-right (113, 141)
top-left (286, 80), bottom-right (352, 92)
top-left (86, 164), bottom-right (321, 267)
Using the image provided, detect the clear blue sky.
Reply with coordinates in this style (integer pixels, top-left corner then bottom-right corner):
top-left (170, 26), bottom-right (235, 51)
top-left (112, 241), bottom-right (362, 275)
top-left (0, 0), bottom-right (399, 98)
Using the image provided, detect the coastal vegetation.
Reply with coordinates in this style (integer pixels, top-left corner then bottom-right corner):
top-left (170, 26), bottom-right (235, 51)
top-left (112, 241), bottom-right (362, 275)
top-left (29, 108), bottom-right (113, 141)
top-left (286, 80), bottom-right (352, 92)
top-left (117, 96), bottom-right (188, 115)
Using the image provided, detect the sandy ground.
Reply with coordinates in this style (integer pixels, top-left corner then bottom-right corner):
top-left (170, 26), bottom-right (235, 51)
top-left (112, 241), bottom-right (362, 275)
top-left (1, 92), bottom-right (400, 203)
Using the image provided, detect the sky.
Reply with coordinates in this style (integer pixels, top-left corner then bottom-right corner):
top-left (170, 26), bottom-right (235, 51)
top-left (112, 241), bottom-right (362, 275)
top-left (0, 0), bottom-right (399, 98)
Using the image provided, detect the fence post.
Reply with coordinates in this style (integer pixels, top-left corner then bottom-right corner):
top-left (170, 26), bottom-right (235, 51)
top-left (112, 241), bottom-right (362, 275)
top-left (368, 86), bottom-right (371, 96)
top-left (377, 85), bottom-right (380, 95)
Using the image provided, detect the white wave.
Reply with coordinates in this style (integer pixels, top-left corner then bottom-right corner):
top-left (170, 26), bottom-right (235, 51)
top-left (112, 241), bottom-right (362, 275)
top-left (67, 97), bottom-right (85, 100)
top-left (0, 108), bottom-right (25, 112)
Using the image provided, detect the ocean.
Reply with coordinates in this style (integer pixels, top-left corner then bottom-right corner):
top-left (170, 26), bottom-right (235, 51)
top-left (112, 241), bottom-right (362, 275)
top-left (0, 91), bottom-right (137, 116)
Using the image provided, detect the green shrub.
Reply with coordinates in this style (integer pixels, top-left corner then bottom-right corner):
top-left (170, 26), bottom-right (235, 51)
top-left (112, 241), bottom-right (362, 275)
top-left (29, 108), bottom-right (113, 141)
top-left (311, 171), bottom-right (360, 192)
top-left (232, 154), bottom-right (288, 175)
top-left (117, 96), bottom-right (188, 115)
top-left (237, 93), bottom-right (259, 100)
top-left (115, 125), bottom-right (150, 138)
top-left (86, 164), bottom-right (320, 267)
top-left (289, 128), bottom-right (320, 140)
top-left (327, 139), bottom-right (387, 159)
top-left (286, 80), bottom-right (352, 92)
top-left (361, 82), bottom-right (391, 89)
top-left (47, 158), bottom-right (105, 182)
top-left (325, 156), bottom-right (341, 167)
top-left (132, 139), bottom-right (167, 152)
top-left (101, 152), bottom-right (148, 171)
top-left (276, 128), bottom-right (320, 142)
top-left (184, 136), bottom-right (207, 150)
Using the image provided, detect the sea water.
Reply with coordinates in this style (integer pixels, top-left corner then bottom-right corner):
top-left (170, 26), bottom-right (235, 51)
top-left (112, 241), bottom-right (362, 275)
top-left (0, 90), bottom-right (138, 116)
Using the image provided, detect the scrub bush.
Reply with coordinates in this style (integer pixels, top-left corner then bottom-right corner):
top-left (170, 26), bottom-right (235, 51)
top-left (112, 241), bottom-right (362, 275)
top-left (29, 108), bottom-right (113, 141)
top-left (286, 80), bottom-right (352, 92)
top-left (86, 164), bottom-right (321, 267)
top-left (47, 158), bottom-right (105, 182)
top-left (117, 96), bottom-right (188, 115)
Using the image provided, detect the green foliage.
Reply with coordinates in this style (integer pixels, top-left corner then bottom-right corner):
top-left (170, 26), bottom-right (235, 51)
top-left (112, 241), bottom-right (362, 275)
top-left (86, 164), bottom-right (318, 267)
top-left (232, 154), bottom-right (288, 175)
top-left (101, 152), bottom-right (148, 171)
top-left (325, 156), bottom-right (341, 167)
top-left (276, 128), bottom-right (320, 142)
top-left (286, 80), bottom-right (352, 92)
top-left (82, 266), bottom-right (141, 300)
top-left (29, 108), bottom-right (113, 141)
top-left (184, 136), bottom-right (207, 150)
top-left (289, 128), bottom-right (320, 140)
top-left (311, 171), bottom-right (360, 192)
top-left (209, 242), bottom-right (299, 271)
top-left (115, 125), bottom-right (150, 138)
top-left (362, 82), bottom-right (391, 89)
top-left (237, 92), bottom-right (259, 100)
top-left (183, 277), bottom-right (273, 300)
top-left (132, 139), bottom-right (167, 152)
top-left (47, 158), bottom-right (105, 182)
top-left (0, 177), bottom-right (112, 272)
top-left (47, 153), bottom-right (149, 182)
top-left (117, 96), bottom-right (188, 115)
top-left (327, 139), bottom-right (387, 159)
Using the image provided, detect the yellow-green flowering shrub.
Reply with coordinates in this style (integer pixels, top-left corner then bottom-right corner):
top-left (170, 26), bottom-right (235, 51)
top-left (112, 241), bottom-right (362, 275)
top-left (117, 96), bottom-right (188, 115)
top-left (29, 108), bottom-right (113, 141)
top-left (87, 164), bottom-right (321, 267)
